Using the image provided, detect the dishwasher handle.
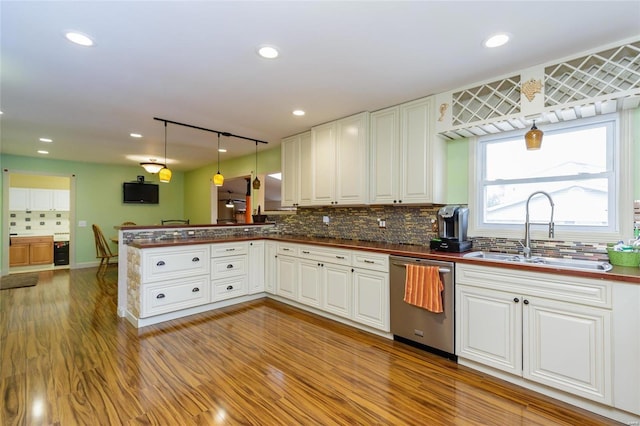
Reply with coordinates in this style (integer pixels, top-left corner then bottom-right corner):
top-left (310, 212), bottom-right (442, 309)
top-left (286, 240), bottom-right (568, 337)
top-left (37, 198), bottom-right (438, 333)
top-left (391, 261), bottom-right (451, 274)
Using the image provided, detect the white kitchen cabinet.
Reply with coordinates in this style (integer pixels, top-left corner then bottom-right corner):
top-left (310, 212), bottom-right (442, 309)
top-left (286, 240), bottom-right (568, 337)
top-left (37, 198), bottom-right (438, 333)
top-left (297, 258), bottom-right (323, 308)
top-left (211, 242), bottom-right (248, 302)
top-left (28, 189), bottom-right (53, 211)
top-left (264, 241), bottom-right (277, 294)
top-left (9, 188), bottom-right (29, 211)
top-left (142, 276), bottom-right (210, 318)
top-left (9, 187), bottom-right (70, 211)
top-left (311, 112), bottom-right (369, 206)
top-left (142, 245), bottom-right (210, 283)
top-left (53, 189), bottom-right (70, 211)
top-left (352, 267), bottom-right (389, 331)
top-left (369, 96), bottom-right (445, 204)
top-left (280, 131), bottom-right (312, 207)
top-left (322, 262), bottom-right (352, 319)
top-left (248, 241), bottom-right (265, 294)
top-left (276, 254), bottom-right (297, 301)
top-left (456, 263), bottom-right (612, 405)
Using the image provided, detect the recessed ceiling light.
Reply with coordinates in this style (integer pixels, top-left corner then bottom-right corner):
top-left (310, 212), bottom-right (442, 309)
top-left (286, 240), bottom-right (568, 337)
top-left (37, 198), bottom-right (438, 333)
top-left (37, 150), bottom-right (49, 155)
top-left (39, 138), bottom-right (53, 143)
top-left (218, 148), bottom-right (227, 153)
top-left (130, 133), bottom-right (142, 138)
top-left (292, 110), bottom-right (305, 116)
top-left (484, 33), bottom-right (510, 48)
top-left (65, 31), bottom-right (94, 47)
top-left (257, 45), bottom-right (279, 59)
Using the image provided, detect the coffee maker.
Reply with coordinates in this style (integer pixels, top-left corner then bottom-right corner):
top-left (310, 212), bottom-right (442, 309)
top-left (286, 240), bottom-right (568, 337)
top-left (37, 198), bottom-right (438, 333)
top-left (430, 205), bottom-right (472, 252)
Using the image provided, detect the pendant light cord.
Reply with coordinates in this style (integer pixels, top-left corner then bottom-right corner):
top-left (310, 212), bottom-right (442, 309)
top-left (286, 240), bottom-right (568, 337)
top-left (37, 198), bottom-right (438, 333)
top-left (217, 133), bottom-right (221, 173)
top-left (164, 121), bottom-right (168, 165)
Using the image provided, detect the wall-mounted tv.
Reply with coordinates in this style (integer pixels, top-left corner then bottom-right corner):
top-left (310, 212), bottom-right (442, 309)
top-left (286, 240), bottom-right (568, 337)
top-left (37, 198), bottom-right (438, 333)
top-left (123, 182), bottom-right (159, 204)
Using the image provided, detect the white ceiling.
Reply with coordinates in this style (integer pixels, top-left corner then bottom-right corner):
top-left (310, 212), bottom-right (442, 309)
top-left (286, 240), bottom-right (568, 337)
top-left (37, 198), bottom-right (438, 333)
top-left (2, 1), bottom-right (639, 172)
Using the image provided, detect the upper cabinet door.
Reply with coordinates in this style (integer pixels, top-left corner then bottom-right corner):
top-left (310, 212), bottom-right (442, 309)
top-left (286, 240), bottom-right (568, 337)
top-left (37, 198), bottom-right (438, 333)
top-left (297, 131), bottom-right (313, 206)
top-left (281, 134), bottom-right (300, 207)
top-left (53, 189), bottom-right (70, 211)
top-left (335, 112), bottom-right (369, 205)
top-left (369, 106), bottom-right (400, 204)
top-left (9, 188), bottom-right (29, 211)
top-left (311, 121), bottom-right (336, 205)
top-left (400, 97), bottom-right (432, 203)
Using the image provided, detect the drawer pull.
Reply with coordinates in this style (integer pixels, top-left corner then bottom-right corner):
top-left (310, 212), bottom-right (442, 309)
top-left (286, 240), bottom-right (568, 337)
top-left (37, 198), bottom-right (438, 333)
top-left (282, 248), bottom-right (290, 251)
top-left (364, 260), bottom-right (375, 264)
top-left (336, 255), bottom-right (345, 259)
top-left (156, 260), bottom-right (166, 266)
top-left (226, 264), bottom-right (234, 269)
top-left (302, 250), bottom-right (310, 254)
top-left (156, 293), bottom-right (166, 299)
top-left (226, 285), bottom-right (234, 290)
top-left (225, 248), bottom-right (236, 252)
top-left (192, 257), bottom-right (200, 262)
top-left (192, 287), bottom-right (200, 293)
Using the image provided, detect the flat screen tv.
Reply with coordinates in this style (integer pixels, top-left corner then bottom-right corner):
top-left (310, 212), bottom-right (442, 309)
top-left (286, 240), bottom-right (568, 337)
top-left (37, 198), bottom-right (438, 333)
top-left (123, 182), bottom-right (159, 204)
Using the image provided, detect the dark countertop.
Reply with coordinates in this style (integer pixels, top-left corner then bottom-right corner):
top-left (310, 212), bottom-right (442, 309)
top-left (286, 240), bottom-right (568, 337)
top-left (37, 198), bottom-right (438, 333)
top-left (127, 234), bottom-right (640, 285)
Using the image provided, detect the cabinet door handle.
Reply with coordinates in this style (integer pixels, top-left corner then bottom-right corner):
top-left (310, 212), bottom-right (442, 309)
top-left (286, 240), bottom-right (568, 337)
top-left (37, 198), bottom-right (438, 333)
top-left (513, 297), bottom-right (519, 303)
top-left (192, 287), bottom-right (200, 292)
top-left (156, 260), bottom-right (165, 266)
top-left (156, 293), bottom-right (165, 299)
top-left (225, 248), bottom-right (236, 252)
top-left (226, 264), bottom-right (234, 269)
top-left (364, 259), bottom-right (375, 264)
top-left (523, 299), bottom-right (529, 305)
top-left (282, 248), bottom-right (290, 251)
top-left (335, 255), bottom-right (345, 259)
top-left (302, 250), bottom-right (310, 254)
top-left (192, 257), bottom-right (200, 262)
top-left (226, 285), bottom-right (234, 290)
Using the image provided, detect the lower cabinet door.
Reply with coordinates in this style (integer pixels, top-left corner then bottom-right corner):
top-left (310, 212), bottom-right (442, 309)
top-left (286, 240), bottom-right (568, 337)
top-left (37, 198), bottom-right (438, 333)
top-left (456, 285), bottom-right (522, 375)
top-left (322, 263), bottom-right (352, 319)
top-left (276, 255), bottom-right (297, 300)
top-left (213, 276), bottom-right (248, 302)
top-left (297, 259), bottom-right (322, 308)
top-left (352, 268), bottom-right (389, 331)
top-left (142, 276), bottom-right (210, 318)
top-left (523, 297), bottom-right (611, 404)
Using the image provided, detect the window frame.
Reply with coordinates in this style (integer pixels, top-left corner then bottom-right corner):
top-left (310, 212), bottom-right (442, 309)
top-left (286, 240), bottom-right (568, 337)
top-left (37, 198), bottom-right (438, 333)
top-left (468, 111), bottom-right (634, 244)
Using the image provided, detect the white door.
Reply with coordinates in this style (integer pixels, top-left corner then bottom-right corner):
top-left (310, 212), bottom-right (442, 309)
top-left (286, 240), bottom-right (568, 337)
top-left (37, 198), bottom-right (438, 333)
top-left (352, 268), bottom-right (389, 331)
top-left (276, 255), bottom-right (297, 300)
top-left (456, 285), bottom-right (522, 375)
top-left (400, 97), bottom-right (432, 203)
top-left (369, 107), bottom-right (400, 204)
top-left (335, 112), bottom-right (368, 205)
top-left (248, 241), bottom-right (265, 294)
top-left (323, 263), bottom-right (352, 319)
top-left (523, 297), bottom-right (611, 404)
top-left (311, 121), bottom-right (336, 205)
top-left (297, 258), bottom-right (322, 308)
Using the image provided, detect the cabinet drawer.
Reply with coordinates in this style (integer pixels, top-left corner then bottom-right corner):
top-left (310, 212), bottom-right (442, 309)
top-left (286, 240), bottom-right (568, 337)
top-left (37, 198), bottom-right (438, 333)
top-left (141, 276), bottom-right (210, 318)
top-left (142, 246), bottom-right (210, 283)
top-left (212, 276), bottom-right (248, 302)
top-left (211, 255), bottom-right (247, 279)
top-left (277, 243), bottom-right (299, 256)
top-left (299, 245), bottom-right (351, 266)
top-left (211, 242), bottom-right (248, 257)
top-left (352, 252), bottom-right (388, 272)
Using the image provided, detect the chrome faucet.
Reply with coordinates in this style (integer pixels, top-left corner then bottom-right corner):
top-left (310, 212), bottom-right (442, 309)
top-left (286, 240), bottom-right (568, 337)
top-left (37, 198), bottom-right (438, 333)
top-left (523, 191), bottom-right (555, 259)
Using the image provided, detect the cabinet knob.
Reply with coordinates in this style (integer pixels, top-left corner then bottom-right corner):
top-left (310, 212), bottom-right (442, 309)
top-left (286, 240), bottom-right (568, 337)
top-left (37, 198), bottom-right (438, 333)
top-left (226, 264), bottom-right (234, 269)
top-left (513, 297), bottom-right (519, 303)
top-left (523, 299), bottom-right (529, 305)
top-left (226, 285), bottom-right (233, 291)
top-left (156, 260), bottom-right (165, 266)
top-left (192, 287), bottom-right (200, 292)
top-left (393, 200), bottom-right (397, 204)
top-left (192, 257), bottom-right (200, 262)
top-left (156, 293), bottom-right (165, 299)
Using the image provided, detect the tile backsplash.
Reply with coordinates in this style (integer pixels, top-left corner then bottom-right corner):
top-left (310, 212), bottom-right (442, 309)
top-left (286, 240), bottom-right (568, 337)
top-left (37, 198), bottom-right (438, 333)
top-left (9, 210), bottom-right (70, 234)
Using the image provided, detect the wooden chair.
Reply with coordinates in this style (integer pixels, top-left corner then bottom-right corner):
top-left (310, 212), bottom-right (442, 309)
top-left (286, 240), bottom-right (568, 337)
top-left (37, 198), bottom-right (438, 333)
top-left (92, 224), bottom-right (117, 273)
top-left (121, 221), bottom-right (136, 226)
top-left (161, 219), bottom-right (190, 225)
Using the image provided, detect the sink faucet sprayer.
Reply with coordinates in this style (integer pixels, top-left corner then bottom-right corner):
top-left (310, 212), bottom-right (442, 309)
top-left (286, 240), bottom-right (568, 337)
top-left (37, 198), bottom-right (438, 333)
top-left (523, 191), bottom-right (555, 259)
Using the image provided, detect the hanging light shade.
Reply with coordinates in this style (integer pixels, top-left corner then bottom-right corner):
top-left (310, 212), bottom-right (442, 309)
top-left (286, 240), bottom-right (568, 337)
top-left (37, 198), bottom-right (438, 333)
top-left (140, 161), bottom-right (165, 174)
top-left (226, 199), bottom-right (234, 208)
top-left (213, 133), bottom-right (224, 186)
top-left (252, 141), bottom-right (261, 190)
top-left (525, 120), bottom-right (543, 150)
top-left (159, 121), bottom-right (172, 183)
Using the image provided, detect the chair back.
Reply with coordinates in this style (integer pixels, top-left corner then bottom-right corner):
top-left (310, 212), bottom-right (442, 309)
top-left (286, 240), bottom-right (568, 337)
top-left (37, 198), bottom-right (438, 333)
top-left (92, 224), bottom-right (114, 259)
top-left (121, 221), bottom-right (136, 226)
top-left (161, 219), bottom-right (190, 225)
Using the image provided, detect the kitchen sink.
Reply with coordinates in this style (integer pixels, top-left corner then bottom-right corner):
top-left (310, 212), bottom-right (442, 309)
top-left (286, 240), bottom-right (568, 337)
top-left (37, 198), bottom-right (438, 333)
top-left (463, 251), bottom-right (613, 272)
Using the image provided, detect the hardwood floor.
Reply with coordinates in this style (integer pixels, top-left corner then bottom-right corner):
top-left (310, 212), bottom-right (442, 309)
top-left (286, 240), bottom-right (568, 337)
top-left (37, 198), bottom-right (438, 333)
top-left (0, 268), bottom-right (620, 425)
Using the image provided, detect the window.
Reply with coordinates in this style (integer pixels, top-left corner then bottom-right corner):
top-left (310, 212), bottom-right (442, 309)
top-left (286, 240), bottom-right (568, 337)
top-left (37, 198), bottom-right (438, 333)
top-left (474, 114), bottom-right (619, 237)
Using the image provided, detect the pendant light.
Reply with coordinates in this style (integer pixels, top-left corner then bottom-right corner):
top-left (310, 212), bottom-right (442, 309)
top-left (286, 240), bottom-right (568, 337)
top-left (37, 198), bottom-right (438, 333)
top-left (252, 141), bottom-right (261, 190)
top-left (158, 121), bottom-right (172, 183)
top-left (140, 161), bottom-right (164, 174)
top-left (525, 120), bottom-right (543, 150)
top-left (213, 133), bottom-right (224, 186)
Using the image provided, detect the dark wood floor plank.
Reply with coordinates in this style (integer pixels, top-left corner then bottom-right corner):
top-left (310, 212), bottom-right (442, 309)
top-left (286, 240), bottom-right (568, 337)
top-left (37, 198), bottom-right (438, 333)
top-left (0, 268), bottom-right (622, 425)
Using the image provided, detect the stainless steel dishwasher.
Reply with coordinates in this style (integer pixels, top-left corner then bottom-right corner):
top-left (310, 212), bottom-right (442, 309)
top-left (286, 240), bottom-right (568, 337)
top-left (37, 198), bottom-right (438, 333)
top-left (390, 256), bottom-right (456, 360)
